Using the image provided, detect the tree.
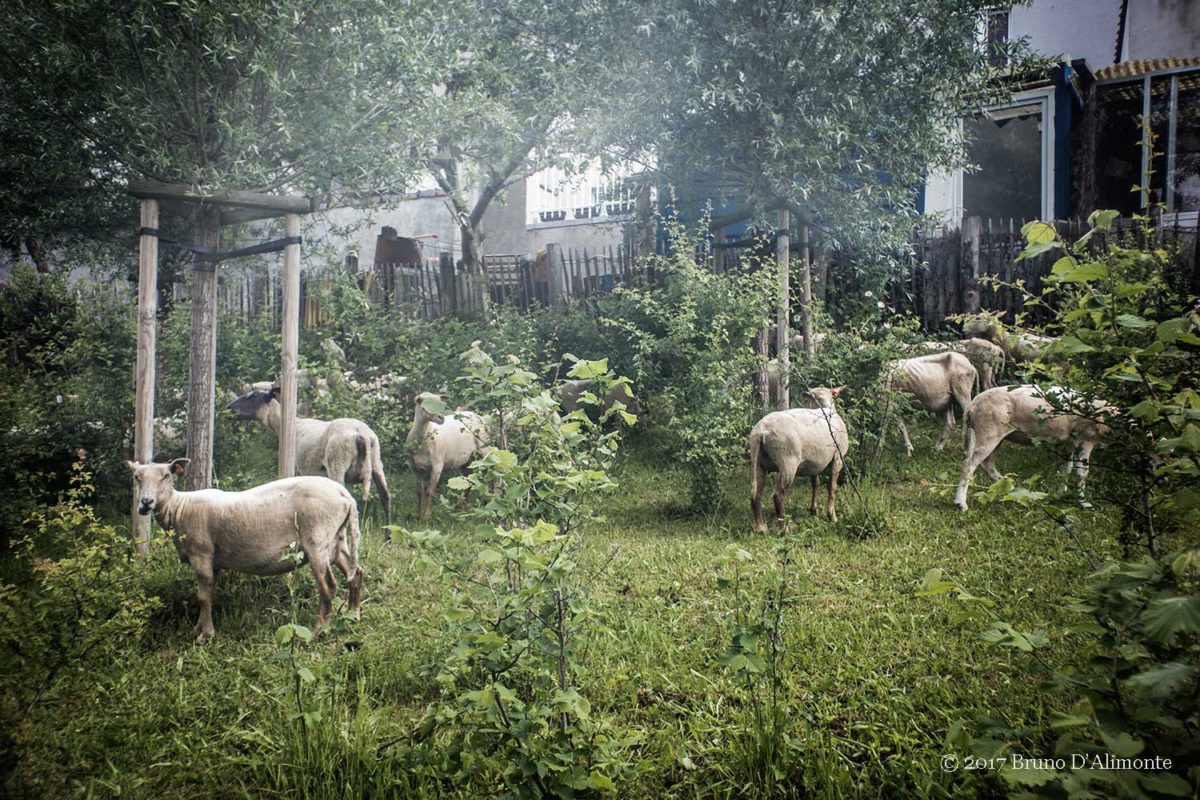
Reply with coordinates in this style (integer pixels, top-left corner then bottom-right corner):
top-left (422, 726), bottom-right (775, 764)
top-left (417, 0), bottom-right (637, 278)
top-left (0, 0), bottom-right (450, 255)
top-left (608, 0), bottom-right (1040, 401)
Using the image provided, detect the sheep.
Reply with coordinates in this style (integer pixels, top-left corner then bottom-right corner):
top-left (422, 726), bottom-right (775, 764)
top-left (884, 352), bottom-right (978, 454)
top-left (789, 331), bottom-right (828, 354)
top-left (407, 392), bottom-right (489, 520)
top-left (962, 314), bottom-right (1057, 365)
top-left (749, 386), bottom-right (849, 530)
top-left (225, 386), bottom-right (391, 523)
top-left (128, 458), bottom-right (362, 641)
top-left (920, 338), bottom-right (1006, 390)
top-left (955, 385), bottom-right (1111, 512)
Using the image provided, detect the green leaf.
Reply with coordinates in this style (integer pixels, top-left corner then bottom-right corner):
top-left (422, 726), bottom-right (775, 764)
top-left (1115, 313), bottom-right (1155, 329)
top-left (1055, 261), bottom-right (1108, 283)
top-left (1099, 730), bottom-right (1144, 759)
top-left (1142, 595), bottom-right (1200, 643)
top-left (296, 666), bottom-right (316, 684)
top-left (1001, 765), bottom-right (1058, 787)
top-left (1126, 662), bottom-right (1195, 699)
top-left (275, 625), bottom-right (294, 646)
top-left (446, 476), bottom-right (471, 490)
top-left (477, 548), bottom-right (504, 564)
top-left (1138, 772), bottom-right (1193, 796)
top-left (1048, 336), bottom-right (1094, 355)
top-left (1021, 220), bottom-right (1058, 244)
top-left (1087, 209), bottom-right (1120, 231)
top-left (1016, 240), bottom-right (1061, 261)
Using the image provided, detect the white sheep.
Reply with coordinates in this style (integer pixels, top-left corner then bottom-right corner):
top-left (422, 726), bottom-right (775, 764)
top-left (225, 386), bottom-right (391, 522)
top-left (920, 337), bottom-right (1006, 390)
top-left (406, 392), bottom-right (489, 520)
top-left (884, 352), bottom-right (978, 454)
top-left (749, 386), bottom-right (849, 530)
top-left (128, 458), bottom-right (362, 641)
top-left (955, 385), bottom-right (1111, 511)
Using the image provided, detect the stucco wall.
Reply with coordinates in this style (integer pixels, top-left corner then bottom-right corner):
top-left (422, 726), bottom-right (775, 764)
top-left (1125, 0), bottom-right (1200, 61)
top-left (1010, 0), bottom-right (1123, 67)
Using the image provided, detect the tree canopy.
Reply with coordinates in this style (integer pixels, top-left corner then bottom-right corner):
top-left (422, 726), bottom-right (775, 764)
top-left (0, 0), bottom-right (451, 245)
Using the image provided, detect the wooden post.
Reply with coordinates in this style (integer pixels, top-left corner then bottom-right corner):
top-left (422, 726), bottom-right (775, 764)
top-left (278, 213), bottom-right (301, 478)
top-left (132, 199), bottom-right (159, 553)
top-left (713, 226), bottom-right (726, 273)
top-left (961, 215), bottom-right (982, 315)
top-left (439, 252), bottom-right (457, 316)
top-left (775, 209), bottom-right (790, 410)
top-left (798, 220), bottom-right (814, 359)
top-left (546, 242), bottom-right (566, 314)
top-left (185, 208), bottom-right (220, 490)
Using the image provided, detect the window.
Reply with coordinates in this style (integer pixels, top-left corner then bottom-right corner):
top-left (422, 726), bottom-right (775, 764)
top-left (962, 103), bottom-right (1044, 220)
top-left (1095, 70), bottom-right (1200, 213)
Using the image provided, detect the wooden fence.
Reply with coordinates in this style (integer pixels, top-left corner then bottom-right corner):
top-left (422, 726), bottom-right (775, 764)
top-left (904, 215), bottom-right (1200, 329)
top-left (195, 216), bottom-right (1198, 330)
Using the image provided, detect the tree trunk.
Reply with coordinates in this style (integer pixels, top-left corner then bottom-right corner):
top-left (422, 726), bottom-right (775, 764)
top-left (775, 209), bottom-right (790, 409)
top-left (185, 208), bottom-right (220, 490)
top-left (458, 221), bottom-right (490, 315)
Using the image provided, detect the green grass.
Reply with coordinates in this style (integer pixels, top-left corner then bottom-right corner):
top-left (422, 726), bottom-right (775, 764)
top-left (4, 421), bottom-right (1132, 799)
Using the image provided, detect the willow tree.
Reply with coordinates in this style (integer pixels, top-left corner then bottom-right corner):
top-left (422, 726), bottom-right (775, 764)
top-left (416, 0), bottom-right (638, 278)
top-left (0, 0), bottom-right (452, 488)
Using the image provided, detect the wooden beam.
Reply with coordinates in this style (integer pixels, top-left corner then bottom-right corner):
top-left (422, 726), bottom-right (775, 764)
top-left (132, 199), bottom-right (158, 554)
top-left (185, 209), bottom-right (220, 490)
top-left (278, 213), bottom-right (301, 478)
top-left (219, 202), bottom-right (315, 227)
top-left (128, 180), bottom-right (310, 213)
top-left (775, 208), bottom-right (790, 410)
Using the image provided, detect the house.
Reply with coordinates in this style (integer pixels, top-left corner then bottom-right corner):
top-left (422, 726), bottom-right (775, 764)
top-left (923, 0), bottom-right (1200, 226)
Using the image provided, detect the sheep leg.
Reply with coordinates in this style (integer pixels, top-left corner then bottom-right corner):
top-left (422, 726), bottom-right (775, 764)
top-left (1069, 440), bottom-right (1097, 506)
top-left (955, 430), bottom-right (1004, 511)
top-left (309, 557), bottom-right (335, 632)
top-left (981, 447), bottom-right (1002, 481)
top-left (373, 463), bottom-right (392, 526)
top-left (809, 474), bottom-right (819, 516)
top-left (827, 458), bottom-right (842, 522)
top-left (335, 542), bottom-right (363, 620)
top-left (897, 418), bottom-right (915, 456)
top-left (193, 560), bottom-right (217, 642)
top-left (750, 465), bottom-right (768, 534)
top-left (773, 466), bottom-right (796, 532)
top-left (934, 406), bottom-right (956, 451)
top-left (420, 464), bottom-right (443, 521)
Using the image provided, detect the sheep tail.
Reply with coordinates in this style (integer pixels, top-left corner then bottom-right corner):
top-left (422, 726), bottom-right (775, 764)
top-left (963, 407), bottom-right (975, 456)
top-left (355, 434), bottom-right (370, 501)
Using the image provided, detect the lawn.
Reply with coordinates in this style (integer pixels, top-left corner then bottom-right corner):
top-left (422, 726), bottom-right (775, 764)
top-left (5, 423), bottom-right (1127, 799)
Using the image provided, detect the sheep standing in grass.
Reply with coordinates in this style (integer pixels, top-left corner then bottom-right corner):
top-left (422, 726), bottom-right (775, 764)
top-left (225, 386), bottom-right (391, 523)
top-left (884, 352), bottom-right (978, 454)
top-left (920, 338), bottom-right (1006, 390)
top-left (955, 385), bottom-right (1110, 511)
top-left (128, 459), bottom-right (362, 641)
top-left (407, 392), bottom-right (489, 520)
top-left (749, 386), bottom-right (849, 530)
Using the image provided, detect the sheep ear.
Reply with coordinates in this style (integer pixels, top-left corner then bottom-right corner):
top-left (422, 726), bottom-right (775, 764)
top-left (832, 386), bottom-right (846, 397)
top-left (269, 385), bottom-right (281, 400)
top-left (439, 393), bottom-right (449, 402)
top-left (169, 458), bottom-right (190, 475)
top-left (240, 382), bottom-right (251, 394)
top-left (127, 460), bottom-right (139, 472)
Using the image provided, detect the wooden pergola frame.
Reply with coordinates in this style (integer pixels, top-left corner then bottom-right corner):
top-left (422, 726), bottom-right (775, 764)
top-left (128, 180), bottom-right (313, 552)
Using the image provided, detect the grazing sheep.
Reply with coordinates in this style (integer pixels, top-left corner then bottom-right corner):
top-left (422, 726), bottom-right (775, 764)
top-left (789, 331), bottom-right (828, 354)
top-left (560, 378), bottom-right (639, 421)
top-left (128, 459), bottom-right (362, 641)
top-left (749, 386), bottom-right (850, 530)
top-left (407, 392), bottom-right (489, 520)
top-left (961, 315), bottom-right (1057, 365)
top-left (225, 386), bottom-right (391, 523)
top-left (955, 385), bottom-right (1111, 511)
top-left (884, 352), bottom-right (978, 454)
top-left (920, 338), bottom-right (1006, 390)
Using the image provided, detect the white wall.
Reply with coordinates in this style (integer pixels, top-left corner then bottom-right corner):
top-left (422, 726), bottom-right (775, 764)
top-left (1009, 0), bottom-right (1121, 67)
top-left (1125, 0), bottom-right (1200, 61)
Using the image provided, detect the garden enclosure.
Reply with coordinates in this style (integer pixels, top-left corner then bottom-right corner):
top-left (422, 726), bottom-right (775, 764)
top-left (181, 215), bottom-right (1200, 330)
